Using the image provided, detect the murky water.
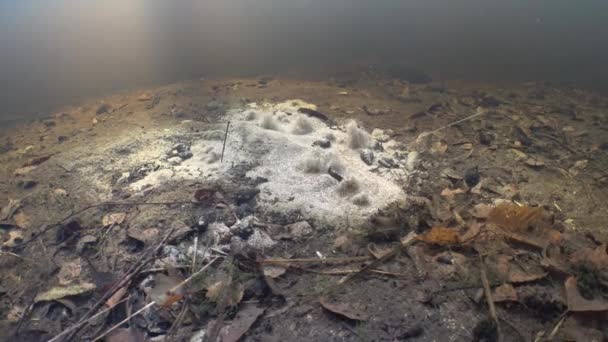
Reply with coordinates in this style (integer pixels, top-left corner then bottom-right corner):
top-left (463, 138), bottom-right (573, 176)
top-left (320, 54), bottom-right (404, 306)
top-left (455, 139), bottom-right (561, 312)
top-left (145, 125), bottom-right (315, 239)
top-left (2, 0), bottom-right (608, 121)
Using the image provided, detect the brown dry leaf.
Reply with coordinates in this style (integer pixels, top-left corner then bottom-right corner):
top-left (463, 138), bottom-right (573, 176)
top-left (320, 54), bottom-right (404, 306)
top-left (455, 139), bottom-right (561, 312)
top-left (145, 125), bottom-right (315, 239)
top-left (494, 255), bottom-right (547, 283)
top-left (58, 258), bottom-right (82, 285)
top-left (488, 203), bottom-right (544, 232)
top-left (416, 227), bottom-right (461, 246)
top-left (102, 213), bottom-right (127, 227)
top-left (22, 154), bottom-right (53, 167)
top-left (218, 304), bottom-right (265, 342)
top-left (13, 210), bottom-right (31, 229)
top-left (470, 204), bottom-right (493, 219)
top-left (440, 188), bottom-right (465, 202)
top-left (3, 230), bottom-right (24, 248)
top-left (162, 293), bottom-right (184, 309)
top-left (319, 297), bottom-right (368, 321)
top-left (35, 282), bottom-right (97, 302)
top-left (127, 228), bottom-right (159, 244)
top-left (508, 269), bottom-right (547, 283)
top-left (263, 265), bottom-right (286, 279)
top-left (106, 328), bottom-right (146, 342)
top-left (367, 243), bottom-right (394, 259)
top-left (13, 166), bottom-right (37, 176)
top-left (493, 284), bottom-right (518, 302)
top-left (565, 277), bottom-right (608, 312)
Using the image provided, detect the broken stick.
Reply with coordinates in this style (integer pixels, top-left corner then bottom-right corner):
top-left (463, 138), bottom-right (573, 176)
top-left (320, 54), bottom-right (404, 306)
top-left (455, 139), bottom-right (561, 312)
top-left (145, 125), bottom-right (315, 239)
top-left (479, 254), bottom-right (503, 342)
top-left (221, 120), bottom-right (231, 162)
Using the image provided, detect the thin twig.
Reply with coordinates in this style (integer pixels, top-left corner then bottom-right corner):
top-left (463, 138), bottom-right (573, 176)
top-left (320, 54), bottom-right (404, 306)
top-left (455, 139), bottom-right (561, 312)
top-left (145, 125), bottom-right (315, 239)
top-left (0, 251), bottom-right (33, 262)
top-left (547, 311), bottom-right (569, 340)
top-left (92, 301), bottom-right (156, 341)
top-left (479, 254), bottom-right (503, 342)
top-left (59, 227), bottom-right (176, 341)
top-left (101, 257), bottom-right (219, 341)
top-left (48, 296), bottom-right (129, 342)
top-left (220, 120), bottom-right (230, 162)
top-left (407, 110), bottom-right (487, 145)
top-left (165, 299), bottom-right (190, 341)
top-left (191, 236), bottom-right (199, 274)
top-left (13, 289), bottom-right (39, 336)
top-left (260, 256), bottom-right (371, 265)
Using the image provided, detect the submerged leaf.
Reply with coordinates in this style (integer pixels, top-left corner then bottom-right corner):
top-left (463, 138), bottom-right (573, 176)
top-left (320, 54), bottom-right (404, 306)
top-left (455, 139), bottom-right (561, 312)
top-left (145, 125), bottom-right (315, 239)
top-left (13, 210), bottom-right (31, 229)
top-left (488, 203), bottom-right (544, 232)
top-left (320, 297), bottom-right (368, 321)
top-left (218, 304), bottom-right (265, 342)
top-left (57, 258), bottom-right (82, 285)
top-left (35, 282), bottom-right (96, 302)
top-left (106, 328), bottom-right (145, 342)
top-left (493, 284), bottom-right (518, 302)
top-left (565, 277), bottom-right (608, 312)
top-left (263, 265), bottom-right (286, 279)
top-left (102, 213), bottom-right (127, 227)
top-left (417, 227), bottom-right (460, 246)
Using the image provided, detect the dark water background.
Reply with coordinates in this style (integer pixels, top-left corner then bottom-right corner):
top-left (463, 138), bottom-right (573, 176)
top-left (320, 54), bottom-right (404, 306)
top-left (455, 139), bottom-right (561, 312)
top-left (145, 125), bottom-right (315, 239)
top-left (1, 0), bottom-right (607, 121)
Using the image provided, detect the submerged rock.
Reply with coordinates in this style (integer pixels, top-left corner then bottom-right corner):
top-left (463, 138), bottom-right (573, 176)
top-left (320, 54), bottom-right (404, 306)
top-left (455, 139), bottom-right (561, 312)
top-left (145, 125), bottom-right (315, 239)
top-left (312, 139), bottom-right (331, 149)
top-left (378, 157), bottom-right (397, 168)
top-left (360, 149), bottom-right (374, 165)
top-left (95, 103), bottom-right (110, 115)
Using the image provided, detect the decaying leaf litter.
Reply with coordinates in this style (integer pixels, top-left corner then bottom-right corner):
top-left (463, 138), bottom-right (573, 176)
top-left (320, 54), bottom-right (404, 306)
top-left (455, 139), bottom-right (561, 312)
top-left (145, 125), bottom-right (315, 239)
top-left (0, 74), bottom-right (607, 341)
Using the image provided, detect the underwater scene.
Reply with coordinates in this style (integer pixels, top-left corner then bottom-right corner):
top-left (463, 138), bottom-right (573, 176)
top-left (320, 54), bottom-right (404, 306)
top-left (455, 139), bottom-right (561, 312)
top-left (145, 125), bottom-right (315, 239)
top-left (0, 1), bottom-right (607, 341)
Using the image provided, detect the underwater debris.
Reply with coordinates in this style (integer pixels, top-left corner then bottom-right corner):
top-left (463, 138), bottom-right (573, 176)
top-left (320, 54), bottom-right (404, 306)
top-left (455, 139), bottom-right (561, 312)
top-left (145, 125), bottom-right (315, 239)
top-left (362, 106), bottom-right (390, 116)
top-left (488, 203), bottom-right (544, 232)
top-left (327, 166), bottom-right (343, 182)
top-left (95, 103), bottom-right (111, 115)
top-left (360, 149), bottom-right (374, 165)
top-left (464, 166), bottom-right (481, 187)
top-left (312, 138), bottom-right (331, 148)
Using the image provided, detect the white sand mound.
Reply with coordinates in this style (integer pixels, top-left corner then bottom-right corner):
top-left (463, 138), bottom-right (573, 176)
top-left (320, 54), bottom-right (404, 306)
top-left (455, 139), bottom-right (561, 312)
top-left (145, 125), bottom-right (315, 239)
top-left (129, 100), bottom-right (410, 227)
